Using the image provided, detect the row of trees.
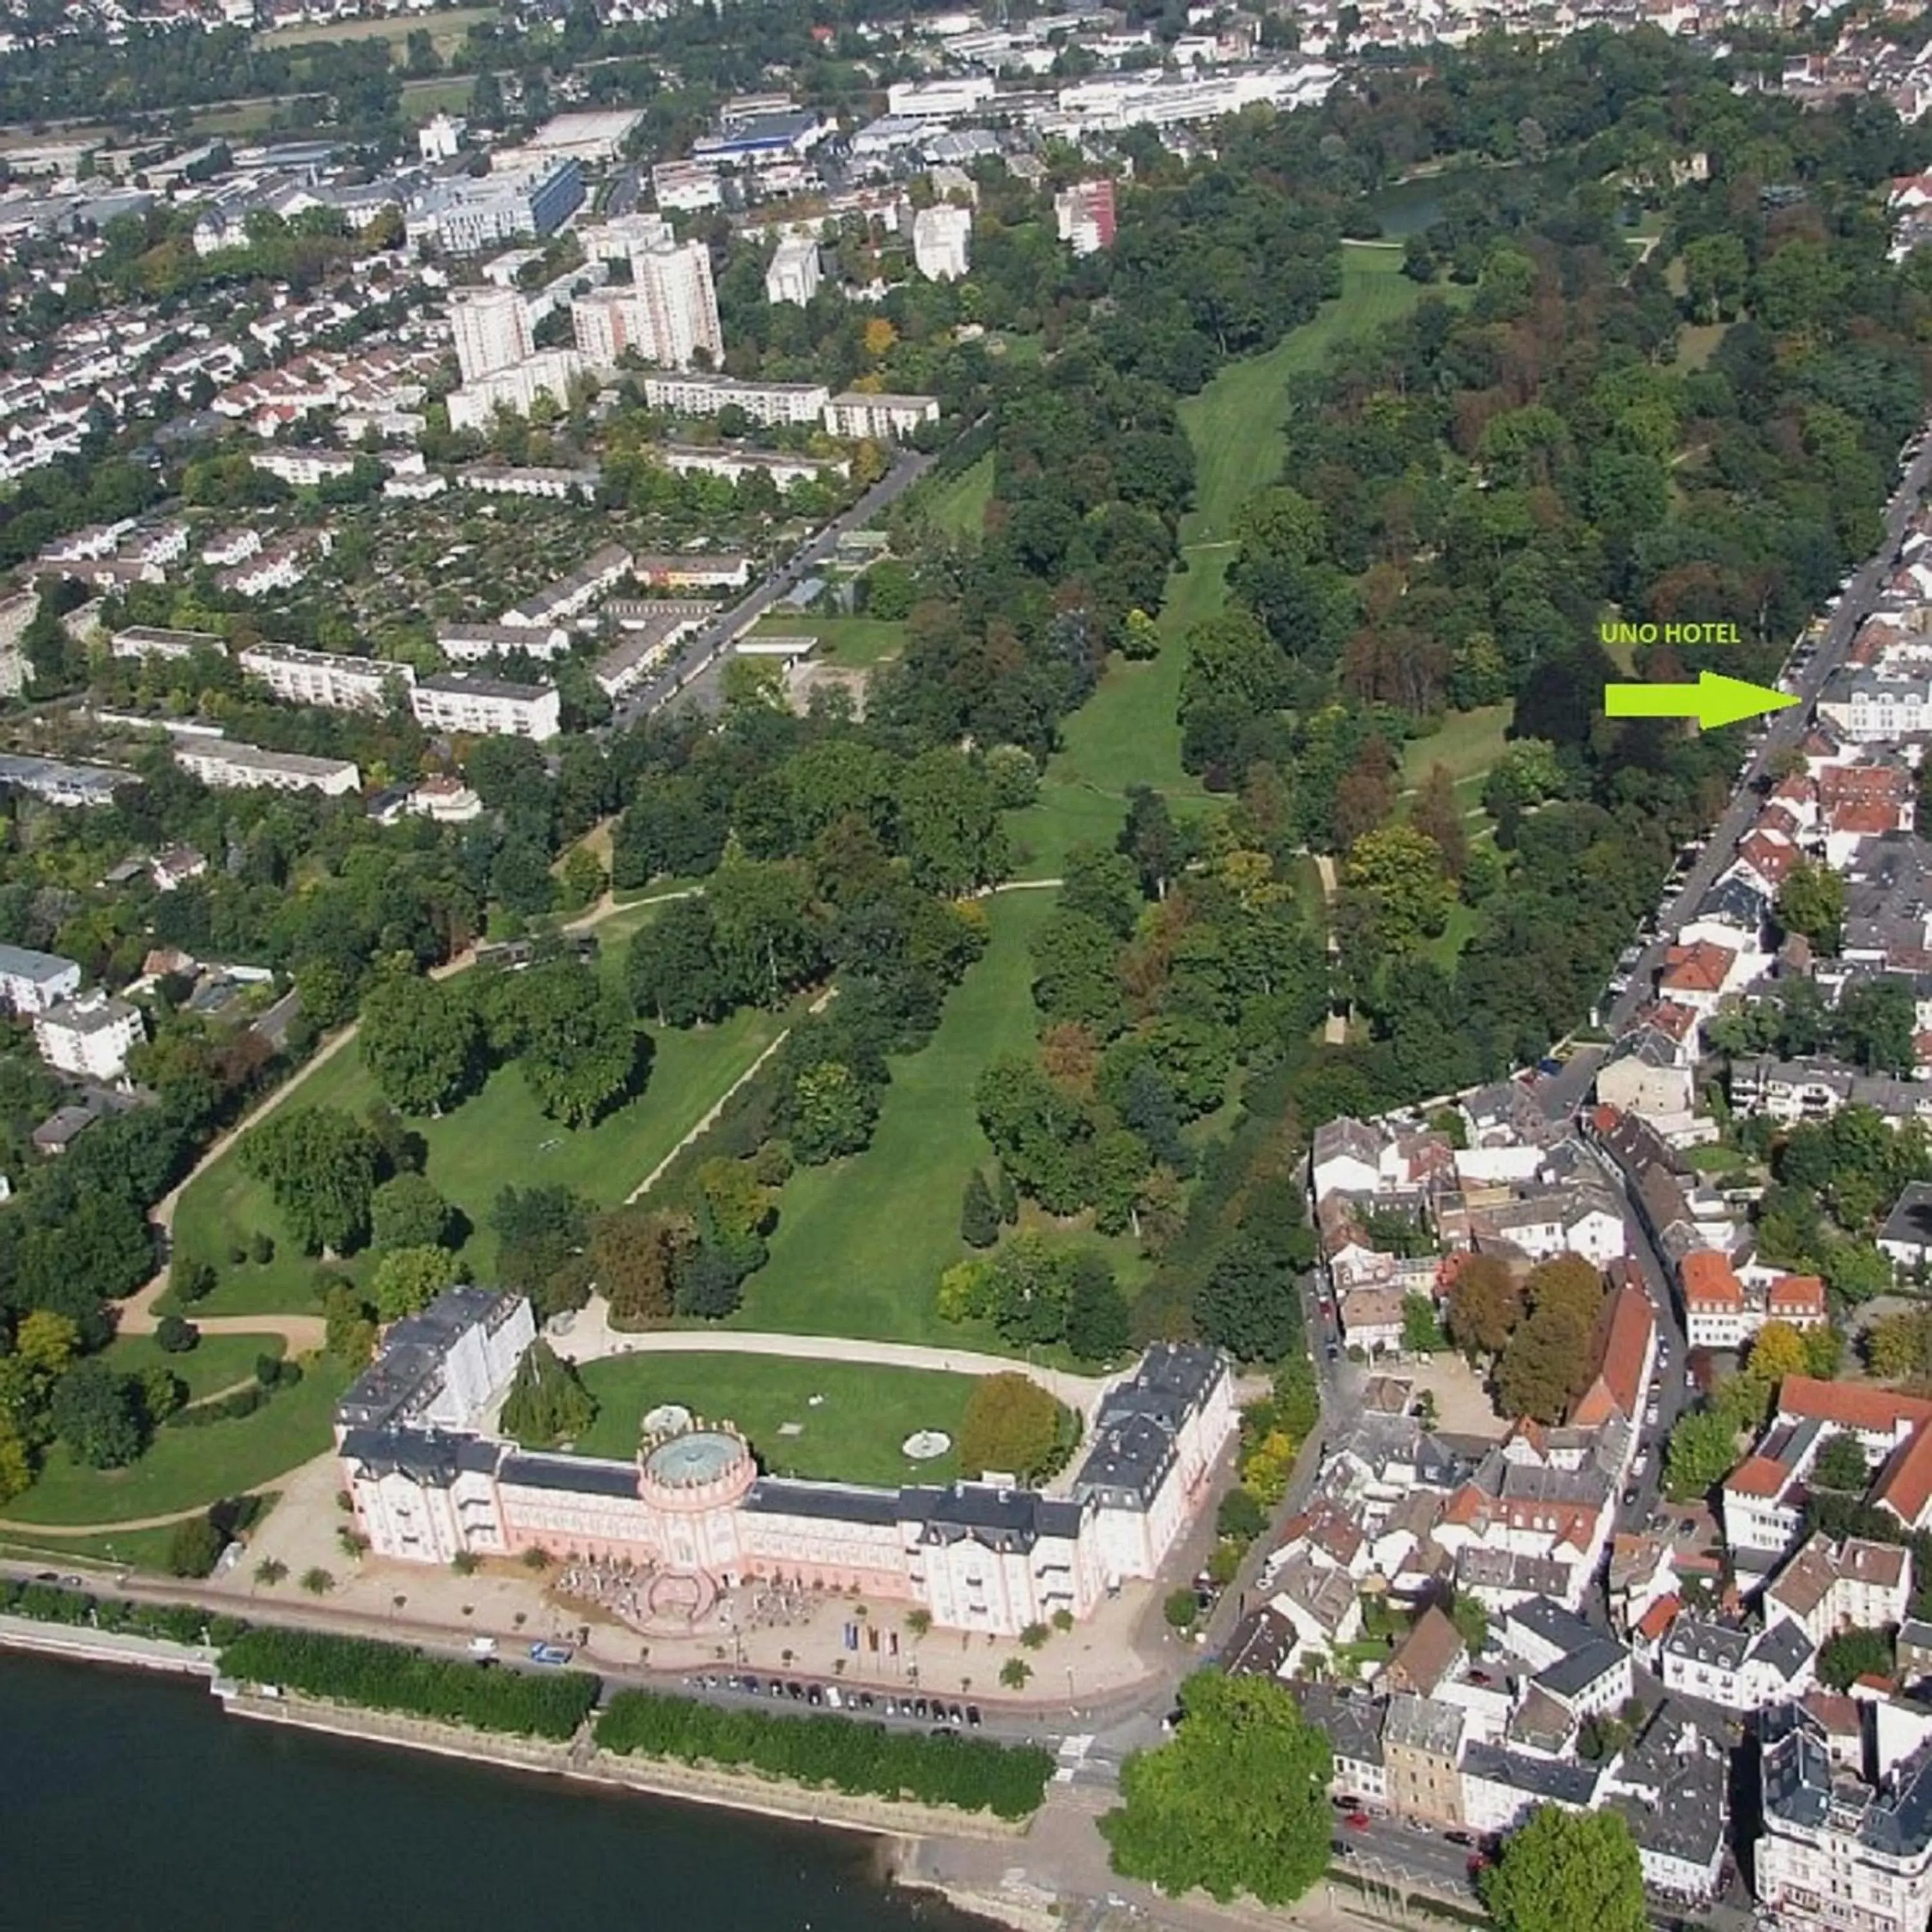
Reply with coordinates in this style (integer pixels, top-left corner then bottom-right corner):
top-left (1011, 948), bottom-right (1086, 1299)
top-left (592, 1687), bottom-right (1054, 1819)
top-left (219, 1629), bottom-right (600, 1739)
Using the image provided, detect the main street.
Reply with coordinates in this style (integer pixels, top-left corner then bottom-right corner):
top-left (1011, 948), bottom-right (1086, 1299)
top-left (1546, 430), bottom-right (1932, 1112)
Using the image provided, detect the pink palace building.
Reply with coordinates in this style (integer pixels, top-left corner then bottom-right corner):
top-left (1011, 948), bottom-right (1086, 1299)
top-left (332, 1291), bottom-right (1236, 1638)
top-left (335, 1287), bottom-right (1237, 1637)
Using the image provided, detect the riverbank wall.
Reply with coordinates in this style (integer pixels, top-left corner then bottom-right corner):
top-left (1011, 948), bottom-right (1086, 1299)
top-left (219, 1686), bottom-right (1028, 1844)
top-left (0, 1613), bottom-right (218, 1678)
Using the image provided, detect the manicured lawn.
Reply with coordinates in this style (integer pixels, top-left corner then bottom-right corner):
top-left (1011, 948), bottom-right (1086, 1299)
top-left (0, 1524), bottom-right (184, 1569)
top-left (256, 5), bottom-right (497, 48)
top-left (572, 1353), bottom-right (978, 1488)
top-left (753, 614), bottom-right (905, 667)
top-left (170, 908), bottom-right (793, 1314)
top-left (5, 1362), bottom-right (350, 1528)
top-left (1401, 705), bottom-right (1513, 789)
top-left (734, 893), bottom-right (1053, 1344)
top-left (106, 1332), bottom-right (284, 1405)
top-left (925, 452), bottom-right (996, 539)
top-left (1008, 246), bottom-right (1444, 879)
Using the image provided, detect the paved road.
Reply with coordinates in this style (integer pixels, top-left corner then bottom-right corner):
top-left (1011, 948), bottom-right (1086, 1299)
top-left (1549, 433), bottom-right (1932, 1106)
top-left (610, 444), bottom-right (940, 728)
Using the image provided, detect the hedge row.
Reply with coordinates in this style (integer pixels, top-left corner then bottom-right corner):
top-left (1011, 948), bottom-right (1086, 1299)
top-left (0, 1577), bottom-right (245, 1649)
top-left (219, 1628), bottom-right (598, 1741)
top-left (593, 1689), bottom-right (1053, 1820)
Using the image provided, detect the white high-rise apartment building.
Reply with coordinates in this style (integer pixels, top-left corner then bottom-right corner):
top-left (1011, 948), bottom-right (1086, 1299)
top-left (913, 204), bottom-right (972, 281)
top-left (450, 288), bottom-right (533, 385)
top-left (573, 242), bottom-right (723, 370)
top-left (765, 234), bottom-right (822, 306)
top-left (634, 239), bottom-right (723, 368)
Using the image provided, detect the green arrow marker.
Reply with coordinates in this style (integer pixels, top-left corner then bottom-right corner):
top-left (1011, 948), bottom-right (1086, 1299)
top-left (1603, 670), bottom-right (1799, 730)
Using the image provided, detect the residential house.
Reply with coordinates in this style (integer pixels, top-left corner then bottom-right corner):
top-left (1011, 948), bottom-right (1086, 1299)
top-left (1880, 1182), bottom-right (1932, 1269)
top-left (1600, 1711), bottom-right (1731, 1906)
top-left (1569, 1282), bottom-right (1658, 1431)
top-left (33, 989), bottom-right (145, 1081)
top-left (1382, 1692), bottom-right (1466, 1828)
top-left (1764, 1535), bottom-right (1913, 1647)
top-left (0, 943), bottom-right (80, 1016)
top-left (1458, 1745), bottom-right (1599, 1838)
top-left (1660, 1614), bottom-right (1816, 1710)
top-left (1294, 1683), bottom-right (1388, 1810)
top-left (1382, 1605), bottom-right (1466, 1699)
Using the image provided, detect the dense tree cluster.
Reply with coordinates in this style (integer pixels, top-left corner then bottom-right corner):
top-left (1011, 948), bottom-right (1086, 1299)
top-left (594, 1688), bottom-right (1054, 1819)
top-left (221, 1628), bottom-right (599, 1736)
top-left (498, 1338), bottom-right (597, 1449)
top-left (1102, 1670), bottom-right (1334, 1906)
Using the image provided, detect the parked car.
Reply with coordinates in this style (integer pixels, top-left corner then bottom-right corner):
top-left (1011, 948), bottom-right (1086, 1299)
top-left (527, 1642), bottom-right (574, 1666)
top-left (965, 1705), bottom-right (981, 1727)
top-left (1345, 1812), bottom-right (1373, 1832)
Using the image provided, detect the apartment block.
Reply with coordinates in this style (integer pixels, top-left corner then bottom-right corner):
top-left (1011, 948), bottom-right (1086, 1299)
top-left (410, 672), bottom-right (561, 741)
top-left (238, 642), bottom-right (413, 713)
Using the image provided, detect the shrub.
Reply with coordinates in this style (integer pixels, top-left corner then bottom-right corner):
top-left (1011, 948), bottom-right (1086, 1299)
top-left (1019, 1622), bottom-right (1049, 1651)
top-left (1164, 1589), bottom-right (1199, 1630)
top-left (155, 1315), bottom-right (200, 1355)
top-left (250, 1232), bottom-right (275, 1264)
top-left (166, 1513), bottom-right (227, 1578)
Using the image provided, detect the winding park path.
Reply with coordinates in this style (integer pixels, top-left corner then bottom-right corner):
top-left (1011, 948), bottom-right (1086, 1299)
top-left (548, 1305), bottom-right (1115, 1419)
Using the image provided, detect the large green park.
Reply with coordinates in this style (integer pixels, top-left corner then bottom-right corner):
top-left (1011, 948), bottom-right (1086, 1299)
top-left (15, 250), bottom-right (1469, 1535)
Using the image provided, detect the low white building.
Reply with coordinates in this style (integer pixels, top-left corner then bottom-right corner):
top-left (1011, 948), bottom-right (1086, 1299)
top-left (643, 374), bottom-right (830, 425)
top-left (111, 625), bottom-right (224, 663)
top-left (765, 233), bottom-right (823, 306)
top-left (33, 989), bottom-right (145, 1081)
top-left (409, 672), bottom-right (560, 741)
top-left (239, 642), bottom-right (412, 713)
top-left (822, 392), bottom-right (938, 441)
top-left (1659, 1615), bottom-right (1817, 1712)
top-left (173, 740), bottom-right (361, 796)
top-left (912, 203), bottom-right (972, 281)
top-left (0, 944), bottom-right (80, 1016)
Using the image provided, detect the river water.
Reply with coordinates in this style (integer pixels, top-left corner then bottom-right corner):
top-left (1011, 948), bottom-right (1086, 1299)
top-left (3, 1653), bottom-right (986, 1932)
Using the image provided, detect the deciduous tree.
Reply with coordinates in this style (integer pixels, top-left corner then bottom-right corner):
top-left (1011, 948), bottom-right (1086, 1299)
top-left (959, 1373), bottom-right (1066, 1482)
top-left (1102, 1670), bottom-right (1332, 1907)
top-left (1481, 1806), bottom-right (1646, 1932)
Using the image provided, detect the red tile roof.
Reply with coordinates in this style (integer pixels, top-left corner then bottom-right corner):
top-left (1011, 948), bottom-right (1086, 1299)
top-left (1646, 1001), bottom-right (1700, 1044)
top-left (1636, 1595), bottom-right (1681, 1643)
top-left (1738, 831), bottom-right (1799, 886)
top-left (1662, 940), bottom-right (1737, 994)
top-left (1877, 1428), bottom-right (1932, 1530)
top-left (1767, 1274), bottom-right (1826, 1319)
top-left (1828, 800), bottom-right (1900, 838)
top-left (1571, 1283), bottom-right (1655, 1428)
top-left (1779, 1377), bottom-right (1932, 1436)
top-left (1682, 1249), bottom-right (1744, 1309)
top-left (1725, 1454), bottom-right (1790, 1498)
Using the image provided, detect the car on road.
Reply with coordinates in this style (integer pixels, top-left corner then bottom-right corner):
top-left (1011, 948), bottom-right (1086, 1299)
top-left (1344, 1812), bottom-right (1372, 1832)
top-left (527, 1643), bottom-right (574, 1666)
top-left (1622, 1486), bottom-right (1640, 1508)
top-left (1325, 1342), bottom-right (1340, 1361)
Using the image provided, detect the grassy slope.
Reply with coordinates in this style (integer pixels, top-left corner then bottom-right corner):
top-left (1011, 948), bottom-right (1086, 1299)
top-left (6, 1362), bottom-right (351, 1527)
top-left (104, 1332), bottom-right (284, 1404)
top-left (573, 1353), bottom-right (977, 1488)
top-left (733, 891), bottom-right (1053, 1345)
top-left (171, 909), bottom-right (790, 1314)
top-left (1008, 245), bottom-right (1438, 879)
top-left (926, 452), bottom-right (996, 539)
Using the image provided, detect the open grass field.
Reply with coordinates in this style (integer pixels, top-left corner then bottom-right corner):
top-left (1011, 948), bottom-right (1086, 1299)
top-left (255, 5), bottom-right (497, 50)
top-left (732, 892), bottom-right (1052, 1345)
top-left (1400, 705), bottom-right (1512, 790)
top-left (0, 1524), bottom-right (183, 1569)
top-left (1008, 245), bottom-right (1444, 879)
top-left (1674, 321), bottom-right (1730, 370)
top-left (573, 1353), bottom-right (977, 1488)
top-left (4, 1362), bottom-right (349, 1528)
top-left (925, 452), bottom-right (995, 540)
top-left (753, 614), bottom-right (905, 667)
top-left (104, 1332), bottom-right (285, 1405)
top-left (170, 909), bottom-right (792, 1315)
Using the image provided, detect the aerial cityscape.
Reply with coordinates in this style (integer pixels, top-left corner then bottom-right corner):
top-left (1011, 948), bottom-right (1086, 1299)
top-left (5, 0), bottom-right (1932, 1927)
